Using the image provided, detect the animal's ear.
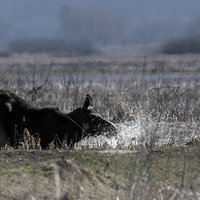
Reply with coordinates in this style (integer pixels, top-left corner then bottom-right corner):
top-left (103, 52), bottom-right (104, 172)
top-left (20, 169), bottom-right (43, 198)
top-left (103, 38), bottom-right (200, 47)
top-left (83, 94), bottom-right (93, 110)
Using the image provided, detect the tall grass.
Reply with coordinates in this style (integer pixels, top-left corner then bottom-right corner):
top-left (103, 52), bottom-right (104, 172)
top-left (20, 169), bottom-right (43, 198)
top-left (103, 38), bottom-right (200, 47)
top-left (0, 54), bottom-right (200, 199)
top-left (0, 54), bottom-right (200, 148)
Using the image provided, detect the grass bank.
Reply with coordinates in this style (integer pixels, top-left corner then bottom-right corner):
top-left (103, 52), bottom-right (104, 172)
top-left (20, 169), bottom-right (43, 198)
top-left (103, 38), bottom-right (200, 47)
top-left (0, 146), bottom-right (199, 199)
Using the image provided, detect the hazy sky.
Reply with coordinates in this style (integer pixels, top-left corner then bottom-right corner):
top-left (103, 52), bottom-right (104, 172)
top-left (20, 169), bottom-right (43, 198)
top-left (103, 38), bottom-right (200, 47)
top-left (0, 0), bottom-right (200, 50)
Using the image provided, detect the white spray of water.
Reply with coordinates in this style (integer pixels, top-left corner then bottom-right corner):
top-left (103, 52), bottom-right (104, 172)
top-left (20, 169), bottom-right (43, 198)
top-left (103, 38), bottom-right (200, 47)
top-left (76, 118), bottom-right (146, 149)
top-left (76, 114), bottom-right (200, 150)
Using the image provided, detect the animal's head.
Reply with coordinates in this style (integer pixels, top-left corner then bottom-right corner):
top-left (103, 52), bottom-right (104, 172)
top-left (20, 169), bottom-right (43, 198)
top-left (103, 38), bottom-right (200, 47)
top-left (69, 94), bottom-right (117, 138)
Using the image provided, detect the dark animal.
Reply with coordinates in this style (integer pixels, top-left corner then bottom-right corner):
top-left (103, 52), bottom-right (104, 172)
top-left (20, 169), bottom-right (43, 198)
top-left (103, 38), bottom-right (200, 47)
top-left (0, 90), bottom-right (117, 149)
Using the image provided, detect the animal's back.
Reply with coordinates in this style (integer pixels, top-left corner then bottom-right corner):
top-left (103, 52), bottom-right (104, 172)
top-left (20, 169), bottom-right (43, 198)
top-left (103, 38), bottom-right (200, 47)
top-left (0, 90), bottom-right (31, 109)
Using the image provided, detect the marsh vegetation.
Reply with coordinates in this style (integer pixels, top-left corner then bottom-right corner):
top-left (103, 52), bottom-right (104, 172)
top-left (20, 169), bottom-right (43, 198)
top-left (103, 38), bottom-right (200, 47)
top-left (0, 53), bottom-right (200, 199)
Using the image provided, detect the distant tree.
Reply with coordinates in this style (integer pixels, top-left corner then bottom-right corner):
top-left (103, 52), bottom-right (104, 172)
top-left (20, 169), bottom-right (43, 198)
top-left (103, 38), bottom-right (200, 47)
top-left (162, 36), bottom-right (200, 54)
top-left (9, 37), bottom-right (97, 55)
top-left (161, 15), bottom-right (200, 54)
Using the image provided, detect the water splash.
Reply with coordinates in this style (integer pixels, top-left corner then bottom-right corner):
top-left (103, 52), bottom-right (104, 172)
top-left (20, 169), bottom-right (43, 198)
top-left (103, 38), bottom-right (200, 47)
top-left (76, 117), bottom-right (144, 149)
top-left (76, 114), bottom-right (200, 150)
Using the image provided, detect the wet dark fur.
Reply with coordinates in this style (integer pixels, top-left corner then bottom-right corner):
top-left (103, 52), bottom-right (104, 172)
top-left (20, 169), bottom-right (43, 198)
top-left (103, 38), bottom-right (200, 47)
top-left (0, 90), bottom-right (117, 149)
